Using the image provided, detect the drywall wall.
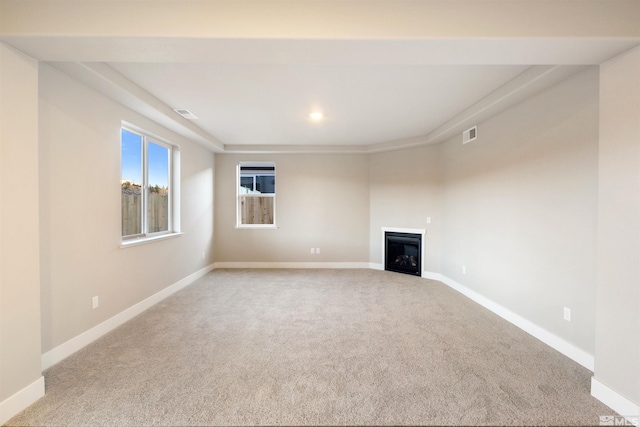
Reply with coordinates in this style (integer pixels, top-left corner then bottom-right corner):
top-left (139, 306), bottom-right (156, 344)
top-left (38, 63), bottom-right (215, 353)
top-left (0, 43), bottom-right (43, 417)
top-left (2, 1), bottom-right (639, 42)
top-left (369, 144), bottom-right (442, 272)
top-left (214, 153), bottom-right (369, 264)
top-left (440, 67), bottom-right (600, 356)
top-left (594, 45), bottom-right (640, 407)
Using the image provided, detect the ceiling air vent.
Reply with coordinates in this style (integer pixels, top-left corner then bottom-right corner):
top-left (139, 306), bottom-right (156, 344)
top-left (174, 109), bottom-right (198, 120)
top-left (463, 126), bottom-right (477, 144)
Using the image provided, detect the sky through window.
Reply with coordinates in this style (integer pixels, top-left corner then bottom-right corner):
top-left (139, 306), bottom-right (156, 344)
top-left (121, 129), bottom-right (169, 188)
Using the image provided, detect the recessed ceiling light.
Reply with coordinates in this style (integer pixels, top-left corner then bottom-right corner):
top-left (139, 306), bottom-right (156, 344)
top-left (309, 112), bottom-right (324, 120)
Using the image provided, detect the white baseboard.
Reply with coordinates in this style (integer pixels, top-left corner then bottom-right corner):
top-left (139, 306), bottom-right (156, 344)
top-left (38, 262), bottom-right (594, 388)
top-left (436, 274), bottom-right (595, 371)
top-left (591, 377), bottom-right (640, 421)
top-left (212, 265), bottom-right (632, 417)
top-left (214, 262), bottom-right (371, 269)
top-left (211, 264), bottom-right (593, 370)
top-left (41, 263), bottom-right (215, 371)
top-left (0, 376), bottom-right (44, 425)
top-left (422, 271), bottom-right (444, 281)
top-left (30, 262), bottom-right (636, 423)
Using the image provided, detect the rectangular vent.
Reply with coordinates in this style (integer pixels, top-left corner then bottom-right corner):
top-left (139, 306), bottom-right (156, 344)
top-left (174, 109), bottom-right (198, 120)
top-left (463, 126), bottom-right (477, 144)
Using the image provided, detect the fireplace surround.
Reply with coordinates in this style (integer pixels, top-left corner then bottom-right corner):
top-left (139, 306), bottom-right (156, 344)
top-left (383, 227), bottom-right (425, 276)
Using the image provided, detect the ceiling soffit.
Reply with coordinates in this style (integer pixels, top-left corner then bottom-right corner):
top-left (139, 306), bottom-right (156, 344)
top-left (2, 1), bottom-right (638, 153)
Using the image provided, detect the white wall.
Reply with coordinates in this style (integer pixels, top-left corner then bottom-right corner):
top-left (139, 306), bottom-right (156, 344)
top-left (594, 45), bottom-right (640, 411)
top-left (0, 43), bottom-right (44, 420)
top-left (214, 153), bottom-right (369, 264)
top-left (369, 145), bottom-right (442, 272)
top-left (440, 67), bottom-right (600, 356)
top-left (38, 63), bottom-right (215, 353)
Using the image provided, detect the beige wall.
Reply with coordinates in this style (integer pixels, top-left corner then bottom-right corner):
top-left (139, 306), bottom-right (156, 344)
top-left (38, 64), bottom-right (215, 352)
top-left (0, 43), bottom-right (43, 406)
top-left (212, 66), bottom-right (604, 362)
top-left (595, 46), bottom-right (640, 405)
top-left (215, 153), bottom-right (369, 263)
top-left (366, 67), bottom-right (600, 357)
top-left (2, 0), bottom-right (638, 40)
top-left (0, 1), bottom-right (638, 419)
top-left (369, 145), bottom-right (442, 272)
top-left (440, 67), bottom-right (600, 354)
top-left (2, 35), bottom-right (639, 421)
top-left (212, 67), bottom-right (603, 364)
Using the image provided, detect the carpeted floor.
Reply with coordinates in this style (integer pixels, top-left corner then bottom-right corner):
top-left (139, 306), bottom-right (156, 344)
top-left (6, 269), bottom-right (613, 426)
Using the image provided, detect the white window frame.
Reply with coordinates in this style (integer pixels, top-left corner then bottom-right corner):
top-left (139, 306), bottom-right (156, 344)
top-left (121, 123), bottom-right (182, 247)
top-left (236, 162), bottom-right (277, 229)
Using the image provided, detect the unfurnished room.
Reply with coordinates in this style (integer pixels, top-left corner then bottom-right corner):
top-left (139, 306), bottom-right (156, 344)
top-left (1, 1), bottom-right (639, 426)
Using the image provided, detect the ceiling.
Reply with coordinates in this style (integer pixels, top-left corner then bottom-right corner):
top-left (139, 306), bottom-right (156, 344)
top-left (108, 63), bottom-right (528, 147)
top-left (2, 0), bottom-right (639, 154)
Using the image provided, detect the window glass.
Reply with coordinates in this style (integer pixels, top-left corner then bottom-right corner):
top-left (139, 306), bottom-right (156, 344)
top-left (240, 176), bottom-right (254, 194)
top-left (121, 129), bottom-right (143, 236)
top-left (121, 127), bottom-right (176, 240)
top-left (238, 164), bottom-right (275, 226)
top-left (147, 141), bottom-right (170, 234)
top-left (256, 174), bottom-right (275, 194)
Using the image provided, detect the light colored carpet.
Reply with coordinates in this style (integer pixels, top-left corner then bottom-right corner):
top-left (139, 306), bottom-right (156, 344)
top-left (6, 269), bottom-right (612, 426)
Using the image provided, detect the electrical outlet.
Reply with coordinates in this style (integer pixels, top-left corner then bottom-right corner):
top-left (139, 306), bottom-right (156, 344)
top-left (462, 266), bottom-right (466, 275)
top-left (310, 248), bottom-right (315, 254)
top-left (92, 296), bottom-right (99, 309)
top-left (564, 307), bottom-right (571, 322)
top-left (316, 248), bottom-right (320, 254)
top-left (427, 217), bottom-right (431, 224)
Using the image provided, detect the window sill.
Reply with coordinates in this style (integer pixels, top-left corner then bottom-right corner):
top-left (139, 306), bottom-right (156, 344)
top-left (120, 232), bottom-right (183, 248)
top-left (235, 225), bottom-right (278, 230)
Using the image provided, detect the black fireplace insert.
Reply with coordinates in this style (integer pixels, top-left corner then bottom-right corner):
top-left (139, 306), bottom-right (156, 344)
top-left (385, 232), bottom-right (421, 276)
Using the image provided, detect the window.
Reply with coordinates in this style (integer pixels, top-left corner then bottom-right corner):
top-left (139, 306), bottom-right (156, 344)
top-left (237, 163), bottom-right (276, 227)
top-left (121, 126), bottom-right (178, 242)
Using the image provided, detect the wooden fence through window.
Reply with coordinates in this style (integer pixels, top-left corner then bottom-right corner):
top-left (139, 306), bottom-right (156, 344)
top-left (240, 196), bottom-right (274, 225)
top-left (122, 194), bottom-right (168, 236)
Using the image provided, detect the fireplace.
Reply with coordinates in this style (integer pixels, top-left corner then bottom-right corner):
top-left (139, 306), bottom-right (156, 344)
top-left (385, 231), bottom-right (422, 276)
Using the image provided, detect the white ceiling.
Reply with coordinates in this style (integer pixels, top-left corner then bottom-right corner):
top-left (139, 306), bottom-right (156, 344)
top-left (2, 0), bottom-right (638, 153)
top-left (109, 63), bottom-right (528, 146)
